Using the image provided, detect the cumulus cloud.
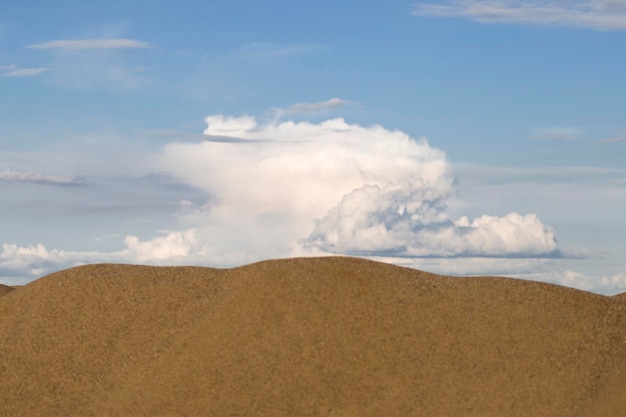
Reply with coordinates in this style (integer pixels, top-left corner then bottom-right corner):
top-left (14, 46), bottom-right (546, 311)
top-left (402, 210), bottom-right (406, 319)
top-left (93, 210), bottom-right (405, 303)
top-left (28, 38), bottom-right (150, 50)
top-left (123, 229), bottom-right (200, 262)
top-left (160, 114), bottom-right (564, 264)
top-left (0, 169), bottom-right (83, 186)
top-left (412, 0), bottom-right (626, 30)
top-left (0, 65), bottom-right (49, 77)
top-left (0, 230), bottom-right (204, 284)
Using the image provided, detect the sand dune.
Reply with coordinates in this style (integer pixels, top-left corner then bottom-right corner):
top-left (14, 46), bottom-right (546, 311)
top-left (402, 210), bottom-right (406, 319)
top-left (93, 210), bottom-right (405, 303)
top-left (0, 257), bottom-right (624, 416)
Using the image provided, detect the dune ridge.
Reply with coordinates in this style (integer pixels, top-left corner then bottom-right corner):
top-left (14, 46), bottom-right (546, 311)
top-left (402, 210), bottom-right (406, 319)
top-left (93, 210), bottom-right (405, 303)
top-left (0, 257), bottom-right (624, 416)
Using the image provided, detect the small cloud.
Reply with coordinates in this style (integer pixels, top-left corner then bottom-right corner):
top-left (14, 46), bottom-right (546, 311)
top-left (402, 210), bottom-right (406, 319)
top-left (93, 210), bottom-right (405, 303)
top-left (203, 115), bottom-right (258, 137)
top-left (531, 127), bottom-right (583, 141)
top-left (412, 0), bottom-right (626, 31)
top-left (273, 98), bottom-right (352, 120)
top-left (0, 169), bottom-right (83, 186)
top-left (28, 38), bottom-right (150, 50)
top-left (0, 65), bottom-right (49, 77)
top-left (231, 42), bottom-right (320, 60)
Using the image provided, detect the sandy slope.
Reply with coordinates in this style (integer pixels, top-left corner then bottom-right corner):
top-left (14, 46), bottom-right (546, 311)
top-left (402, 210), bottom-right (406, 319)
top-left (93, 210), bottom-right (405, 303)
top-left (0, 257), bottom-right (624, 417)
top-left (0, 283), bottom-right (14, 298)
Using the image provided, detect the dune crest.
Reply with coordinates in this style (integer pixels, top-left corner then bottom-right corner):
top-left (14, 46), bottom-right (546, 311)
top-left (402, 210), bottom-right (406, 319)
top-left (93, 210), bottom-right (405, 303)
top-left (0, 257), bottom-right (624, 417)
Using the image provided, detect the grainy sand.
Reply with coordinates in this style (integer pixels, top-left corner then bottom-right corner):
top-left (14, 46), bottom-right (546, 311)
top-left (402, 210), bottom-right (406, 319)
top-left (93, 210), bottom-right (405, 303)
top-left (0, 283), bottom-right (14, 298)
top-left (0, 257), bottom-right (624, 416)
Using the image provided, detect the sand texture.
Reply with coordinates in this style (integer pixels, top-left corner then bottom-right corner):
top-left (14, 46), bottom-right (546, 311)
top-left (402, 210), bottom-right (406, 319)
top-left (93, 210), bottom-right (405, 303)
top-left (0, 257), bottom-right (624, 416)
top-left (0, 283), bottom-right (14, 298)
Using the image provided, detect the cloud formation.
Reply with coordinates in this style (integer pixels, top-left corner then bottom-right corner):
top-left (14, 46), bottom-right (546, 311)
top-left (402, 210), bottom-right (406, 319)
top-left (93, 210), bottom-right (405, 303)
top-left (161, 114), bottom-right (562, 264)
top-left (27, 38), bottom-right (153, 91)
top-left (28, 38), bottom-right (150, 50)
top-left (1, 111), bottom-right (602, 291)
top-left (0, 65), bottom-right (49, 77)
top-left (412, 0), bottom-right (626, 30)
top-left (0, 230), bottom-right (202, 284)
top-left (0, 169), bottom-right (83, 186)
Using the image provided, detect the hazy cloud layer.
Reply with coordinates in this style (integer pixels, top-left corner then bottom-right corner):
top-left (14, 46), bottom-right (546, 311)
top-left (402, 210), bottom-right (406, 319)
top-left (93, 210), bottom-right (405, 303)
top-left (532, 127), bottom-right (583, 141)
top-left (413, 0), bottom-right (626, 30)
top-left (515, 269), bottom-right (626, 294)
top-left (28, 38), bottom-right (150, 50)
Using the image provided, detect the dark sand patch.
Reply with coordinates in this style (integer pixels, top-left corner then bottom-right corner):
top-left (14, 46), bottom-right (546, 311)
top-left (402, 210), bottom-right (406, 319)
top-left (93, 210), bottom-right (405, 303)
top-left (0, 283), bottom-right (15, 298)
top-left (0, 257), bottom-right (624, 416)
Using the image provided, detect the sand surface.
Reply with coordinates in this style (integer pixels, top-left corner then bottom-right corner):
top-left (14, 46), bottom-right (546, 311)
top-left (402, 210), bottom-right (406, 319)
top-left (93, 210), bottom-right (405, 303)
top-left (0, 283), bottom-right (14, 298)
top-left (0, 257), bottom-right (624, 416)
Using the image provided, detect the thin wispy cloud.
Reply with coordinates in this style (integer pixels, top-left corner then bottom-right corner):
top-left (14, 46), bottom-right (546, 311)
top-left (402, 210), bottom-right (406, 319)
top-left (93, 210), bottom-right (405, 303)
top-left (283, 98), bottom-right (351, 113)
top-left (28, 38), bottom-right (150, 50)
top-left (231, 42), bottom-right (320, 60)
top-left (0, 65), bottom-right (49, 77)
top-left (531, 127), bottom-right (583, 141)
top-left (27, 40), bottom-right (154, 92)
top-left (273, 98), bottom-right (352, 120)
top-left (0, 169), bottom-right (83, 186)
top-left (598, 130), bottom-right (626, 143)
top-left (412, 0), bottom-right (626, 31)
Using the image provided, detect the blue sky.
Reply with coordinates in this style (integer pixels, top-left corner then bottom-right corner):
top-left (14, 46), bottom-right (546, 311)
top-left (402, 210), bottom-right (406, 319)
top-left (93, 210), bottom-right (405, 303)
top-left (1, 0), bottom-right (625, 293)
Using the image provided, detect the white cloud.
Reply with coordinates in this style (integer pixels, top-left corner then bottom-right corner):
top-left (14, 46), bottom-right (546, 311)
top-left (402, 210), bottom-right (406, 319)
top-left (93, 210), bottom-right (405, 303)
top-left (531, 126), bottom-right (583, 141)
top-left (28, 38), bottom-right (150, 50)
top-left (123, 229), bottom-right (200, 262)
top-left (304, 183), bottom-right (558, 257)
top-left (0, 65), bottom-right (49, 77)
top-left (0, 169), bottom-right (82, 185)
top-left (161, 114), bottom-right (563, 263)
top-left (0, 230), bottom-right (205, 284)
top-left (412, 0), bottom-right (626, 30)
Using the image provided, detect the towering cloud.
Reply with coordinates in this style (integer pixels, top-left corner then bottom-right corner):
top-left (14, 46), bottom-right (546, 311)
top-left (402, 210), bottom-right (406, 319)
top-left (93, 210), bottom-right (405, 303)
top-left (160, 114), bottom-right (559, 261)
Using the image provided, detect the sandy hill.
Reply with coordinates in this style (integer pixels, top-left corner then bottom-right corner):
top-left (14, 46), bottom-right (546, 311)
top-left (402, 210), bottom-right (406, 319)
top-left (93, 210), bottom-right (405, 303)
top-left (0, 257), bottom-right (624, 417)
